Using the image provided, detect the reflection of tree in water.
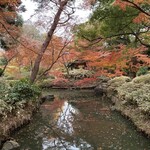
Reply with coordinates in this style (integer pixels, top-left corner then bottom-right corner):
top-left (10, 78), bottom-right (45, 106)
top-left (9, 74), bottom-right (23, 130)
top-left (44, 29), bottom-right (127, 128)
top-left (40, 98), bottom-right (126, 150)
top-left (41, 100), bottom-right (94, 149)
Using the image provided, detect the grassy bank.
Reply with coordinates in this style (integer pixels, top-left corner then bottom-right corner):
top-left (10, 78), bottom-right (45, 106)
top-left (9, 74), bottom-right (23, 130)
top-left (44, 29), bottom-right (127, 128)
top-left (107, 75), bottom-right (150, 136)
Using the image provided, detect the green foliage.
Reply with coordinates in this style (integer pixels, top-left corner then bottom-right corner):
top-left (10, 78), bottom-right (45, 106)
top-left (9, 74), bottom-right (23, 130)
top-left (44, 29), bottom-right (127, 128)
top-left (0, 99), bottom-right (12, 118)
top-left (15, 15), bottom-right (23, 27)
top-left (0, 78), bottom-right (8, 96)
top-left (136, 66), bottom-right (148, 76)
top-left (107, 76), bottom-right (131, 97)
top-left (75, 22), bottom-right (102, 41)
top-left (110, 74), bottom-right (150, 115)
top-left (108, 76), bottom-right (131, 87)
top-left (37, 78), bottom-right (53, 88)
top-left (117, 82), bottom-right (150, 114)
top-left (0, 78), bottom-right (41, 118)
top-left (0, 57), bottom-right (7, 66)
top-left (91, 6), bottom-right (139, 38)
top-left (132, 74), bottom-right (150, 84)
top-left (5, 79), bottom-right (41, 104)
top-left (75, 0), bottom-right (148, 47)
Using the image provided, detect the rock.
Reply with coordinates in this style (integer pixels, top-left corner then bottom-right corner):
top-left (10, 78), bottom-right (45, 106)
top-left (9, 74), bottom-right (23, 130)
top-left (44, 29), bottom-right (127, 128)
top-left (69, 101), bottom-right (77, 106)
top-left (2, 140), bottom-right (20, 150)
top-left (94, 83), bottom-right (108, 96)
top-left (41, 95), bottom-right (55, 102)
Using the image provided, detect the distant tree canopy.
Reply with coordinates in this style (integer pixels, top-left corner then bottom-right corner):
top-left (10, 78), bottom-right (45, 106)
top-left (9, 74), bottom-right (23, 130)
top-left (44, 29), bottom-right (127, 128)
top-left (22, 24), bottom-right (45, 41)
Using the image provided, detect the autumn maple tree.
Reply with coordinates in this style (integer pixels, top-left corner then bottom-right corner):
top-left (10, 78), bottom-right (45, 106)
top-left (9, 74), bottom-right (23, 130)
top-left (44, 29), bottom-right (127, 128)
top-left (0, 0), bottom-right (24, 76)
top-left (30, 0), bottom-right (75, 83)
top-left (72, 0), bottom-right (150, 79)
top-left (0, 0), bottom-right (23, 49)
top-left (0, 0), bottom-right (149, 82)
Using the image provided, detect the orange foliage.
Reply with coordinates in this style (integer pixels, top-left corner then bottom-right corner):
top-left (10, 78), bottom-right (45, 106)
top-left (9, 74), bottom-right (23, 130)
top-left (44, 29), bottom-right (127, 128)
top-left (13, 36), bottom-right (40, 67)
top-left (0, 0), bottom-right (22, 49)
top-left (74, 77), bottom-right (97, 87)
top-left (49, 70), bottom-right (64, 78)
top-left (79, 44), bottom-right (148, 77)
top-left (133, 13), bottom-right (149, 23)
top-left (52, 78), bottom-right (69, 87)
top-left (136, 53), bottom-right (150, 65)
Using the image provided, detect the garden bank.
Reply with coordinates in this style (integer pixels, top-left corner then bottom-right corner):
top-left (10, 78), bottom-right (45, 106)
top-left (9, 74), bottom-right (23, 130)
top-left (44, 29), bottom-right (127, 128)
top-left (98, 74), bottom-right (150, 137)
top-left (0, 79), bottom-right (41, 148)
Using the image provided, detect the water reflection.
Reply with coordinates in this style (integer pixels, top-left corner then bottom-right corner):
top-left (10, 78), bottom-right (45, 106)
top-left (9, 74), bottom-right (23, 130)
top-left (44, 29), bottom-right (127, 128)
top-left (41, 101), bottom-right (93, 149)
top-left (57, 101), bottom-right (79, 134)
top-left (12, 90), bottom-right (150, 150)
top-left (42, 137), bottom-right (92, 150)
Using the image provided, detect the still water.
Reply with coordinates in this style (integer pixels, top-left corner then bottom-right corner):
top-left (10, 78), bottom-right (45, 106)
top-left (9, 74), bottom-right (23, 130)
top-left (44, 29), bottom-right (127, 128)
top-left (13, 90), bottom-right (150, 150)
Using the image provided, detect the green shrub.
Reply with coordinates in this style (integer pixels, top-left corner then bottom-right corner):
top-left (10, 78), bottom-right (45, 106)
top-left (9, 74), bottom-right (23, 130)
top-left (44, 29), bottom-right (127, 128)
top-left (38, 78), bottom-right (53, 88)
top-left (0, 78), bottom-right (9, 98)
top-left (0, 57), bottom-right (7, 66)
top-left (0, 99), bottom-right (13, 118)
top-left (107, 76), bottom-right (131, 97)
top-left (117, 80), bottom-right (150, 114)
top-left (0, 78), bottom-right (41, 118)
top-left (108, 76), bottom-right (131, 88)
top-left (136, 66), bottom-right (148, 76)
top-left (4, 79), bottom-right (41, 104)
top-left (132, 74), bottom-right (150, 84)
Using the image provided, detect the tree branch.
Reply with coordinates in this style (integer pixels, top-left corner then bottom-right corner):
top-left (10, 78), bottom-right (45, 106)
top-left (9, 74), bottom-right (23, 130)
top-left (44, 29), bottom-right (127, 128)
top-left (123, 0), bottom-right (150, 16)
top-left (0, 21), bottom-right (39, 54)
top-left (35, 40), bottom-right (70, 81)
top-left (81, 27), bottom-right (150, 48)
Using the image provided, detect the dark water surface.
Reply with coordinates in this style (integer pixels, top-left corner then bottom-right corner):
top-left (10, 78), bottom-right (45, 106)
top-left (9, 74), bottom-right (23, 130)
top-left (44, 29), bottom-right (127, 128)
top-left (13, 90), bottom-right (150, 150)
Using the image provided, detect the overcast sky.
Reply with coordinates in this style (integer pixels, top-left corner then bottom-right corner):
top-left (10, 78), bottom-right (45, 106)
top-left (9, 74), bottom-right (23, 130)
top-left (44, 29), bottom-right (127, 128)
top-left (21, 0), bottom-right (91, 22)
top-left (21, 0), bottom-right (37, 21)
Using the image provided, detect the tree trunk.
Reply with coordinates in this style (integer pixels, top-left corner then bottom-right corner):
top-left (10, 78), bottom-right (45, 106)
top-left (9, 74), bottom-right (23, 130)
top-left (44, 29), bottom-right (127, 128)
top-left (30, 0), bottom-right (68, 83)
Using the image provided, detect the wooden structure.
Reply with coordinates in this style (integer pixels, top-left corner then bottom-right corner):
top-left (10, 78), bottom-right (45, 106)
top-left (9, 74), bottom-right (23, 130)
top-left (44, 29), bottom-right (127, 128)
top-left (67, 60), bottom-right (88, 70)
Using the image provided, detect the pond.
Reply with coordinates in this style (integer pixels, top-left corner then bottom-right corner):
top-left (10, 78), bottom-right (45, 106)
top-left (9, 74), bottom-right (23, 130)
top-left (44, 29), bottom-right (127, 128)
top-left (13, 89), bottom-right (150, 150)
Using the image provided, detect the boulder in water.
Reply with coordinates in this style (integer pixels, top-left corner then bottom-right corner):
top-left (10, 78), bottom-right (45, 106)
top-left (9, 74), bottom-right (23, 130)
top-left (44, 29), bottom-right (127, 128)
top-left (41, 95), bottom-right (55, 102)
top-left (94, 83), bottom-right (108, 96)
top-left (2, 140), bottom-right (20, 150)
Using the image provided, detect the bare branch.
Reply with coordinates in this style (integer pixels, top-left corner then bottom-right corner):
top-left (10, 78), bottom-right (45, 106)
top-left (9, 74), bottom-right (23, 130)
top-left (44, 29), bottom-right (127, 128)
top-left (0, 21), bottom-right (40, 54)
top-left (35, 40), bottom-right (70, 81)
